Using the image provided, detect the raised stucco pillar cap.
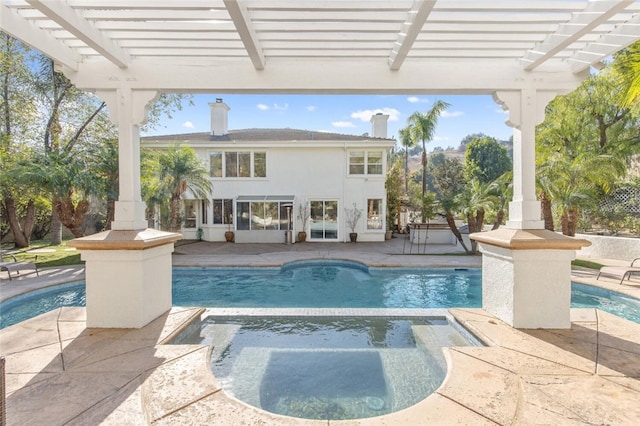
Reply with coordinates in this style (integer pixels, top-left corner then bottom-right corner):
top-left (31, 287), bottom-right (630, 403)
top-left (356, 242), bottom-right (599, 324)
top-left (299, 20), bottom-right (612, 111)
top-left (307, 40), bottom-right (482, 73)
top-left (470, 228), bottom-right (591, 250)
top-left (68, 228), bottom-right (182, 250)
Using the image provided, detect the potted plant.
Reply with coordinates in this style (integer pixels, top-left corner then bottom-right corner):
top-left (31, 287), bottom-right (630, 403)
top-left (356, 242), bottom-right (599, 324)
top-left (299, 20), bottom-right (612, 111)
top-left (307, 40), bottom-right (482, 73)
top-left (224, 214), bottom-right (234, 242)
top-left (297, 200), bottom-right (310, 242)
top-left (344, 202), bottom-right (363, 242)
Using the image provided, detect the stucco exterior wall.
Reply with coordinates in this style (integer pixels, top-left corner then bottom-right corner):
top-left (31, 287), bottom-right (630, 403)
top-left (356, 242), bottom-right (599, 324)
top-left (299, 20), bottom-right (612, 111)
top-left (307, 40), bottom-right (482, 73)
top-left (189, 143), bottom-right (389, 243)
top-left (575, 234), bottom-right (640, 260)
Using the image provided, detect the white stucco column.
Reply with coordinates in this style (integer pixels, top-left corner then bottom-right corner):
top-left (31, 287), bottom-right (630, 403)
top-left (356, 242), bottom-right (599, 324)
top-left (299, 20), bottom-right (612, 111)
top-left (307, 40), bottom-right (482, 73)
top-left (470, 88), bottom-right (590, 329)
top-left (98, 88), bottom-right (159, 230)
top-left (493, 89), bottom-right (555, 230)
top-left (69, 88), bottom-right (181, 328)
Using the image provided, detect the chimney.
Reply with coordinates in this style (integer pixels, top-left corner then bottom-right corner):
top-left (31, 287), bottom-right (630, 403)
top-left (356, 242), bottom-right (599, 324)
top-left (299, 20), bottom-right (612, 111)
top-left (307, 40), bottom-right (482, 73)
top-left (370, 112), bottom-right (389, 138)
top-left (209, 98), bottom-right (230, 136)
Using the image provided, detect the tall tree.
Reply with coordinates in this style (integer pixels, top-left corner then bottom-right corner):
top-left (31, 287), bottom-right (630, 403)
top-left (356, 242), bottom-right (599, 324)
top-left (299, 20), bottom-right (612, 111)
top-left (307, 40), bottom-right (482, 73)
top-left (464, 136), bottom-right (512, 184)
top-left (1, 33), bottom-right (190, 245)
top-left (430, 157), bottom-right (470, 251)
top-left (407, 100), bottom-right (450, 197)
top-left (398, 126), bottom-right (414, 194)
top-left (0, 33), bottom-right (39, 247)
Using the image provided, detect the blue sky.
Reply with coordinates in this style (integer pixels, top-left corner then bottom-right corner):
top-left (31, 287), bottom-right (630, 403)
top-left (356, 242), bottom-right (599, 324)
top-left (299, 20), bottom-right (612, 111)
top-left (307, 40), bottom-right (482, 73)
top-left (143, 94), bottom-right (513, 151)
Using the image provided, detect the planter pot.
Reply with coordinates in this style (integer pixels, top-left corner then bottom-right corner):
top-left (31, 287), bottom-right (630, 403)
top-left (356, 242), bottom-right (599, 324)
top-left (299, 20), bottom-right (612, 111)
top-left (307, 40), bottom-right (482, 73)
top-left (385, 230), bottom-right (392, 240)
top-left (224, 231), bottom-right (235, 242)
top-left (349, 232), bottom-right (358, 243)
top-left (297, 231), bottom-right (307, 242)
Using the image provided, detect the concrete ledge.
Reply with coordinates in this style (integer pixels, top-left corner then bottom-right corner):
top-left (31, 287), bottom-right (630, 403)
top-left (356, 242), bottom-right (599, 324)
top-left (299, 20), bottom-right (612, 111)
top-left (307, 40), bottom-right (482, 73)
top-left (470, 228), bottom-right (590, 250)
top-left (576, 233), bottom-right (640, 260)
top-left (68, 228), bottom-right (182, 250)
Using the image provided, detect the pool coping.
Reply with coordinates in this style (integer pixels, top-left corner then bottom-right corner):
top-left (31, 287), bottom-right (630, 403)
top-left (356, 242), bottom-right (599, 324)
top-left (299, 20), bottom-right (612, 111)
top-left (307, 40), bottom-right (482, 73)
top-left (3, 304), bottom-right (640, 425)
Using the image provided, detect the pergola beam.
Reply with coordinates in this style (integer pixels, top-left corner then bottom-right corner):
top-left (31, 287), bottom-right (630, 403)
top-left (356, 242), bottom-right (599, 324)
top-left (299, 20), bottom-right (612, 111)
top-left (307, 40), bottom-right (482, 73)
top-left (388, 0), bottom-right (436, 71)
top-left (520, 0), bottom-right (634, 71)
top-left (223, 0), bottom-right (265, 70)
top-left (26, 0), bottom-right (130, 68)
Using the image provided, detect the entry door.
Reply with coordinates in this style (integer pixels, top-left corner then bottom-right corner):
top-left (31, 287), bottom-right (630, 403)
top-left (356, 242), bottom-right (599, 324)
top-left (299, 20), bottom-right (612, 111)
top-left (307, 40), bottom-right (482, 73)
top-left (309, 200), bottom-right (338, 240)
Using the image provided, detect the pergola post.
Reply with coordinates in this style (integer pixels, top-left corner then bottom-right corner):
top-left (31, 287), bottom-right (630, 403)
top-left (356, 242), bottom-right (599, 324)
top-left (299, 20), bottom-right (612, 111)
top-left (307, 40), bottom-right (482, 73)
top-left (471, 89), bottom-right (590, 329)
top-left (68, 87), bottom-right (181, 329)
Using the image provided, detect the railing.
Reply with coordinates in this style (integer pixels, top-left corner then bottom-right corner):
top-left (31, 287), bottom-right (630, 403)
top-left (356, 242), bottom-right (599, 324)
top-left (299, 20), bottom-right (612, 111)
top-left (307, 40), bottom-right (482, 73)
top-left (1, 356), bottom-right (5, 426)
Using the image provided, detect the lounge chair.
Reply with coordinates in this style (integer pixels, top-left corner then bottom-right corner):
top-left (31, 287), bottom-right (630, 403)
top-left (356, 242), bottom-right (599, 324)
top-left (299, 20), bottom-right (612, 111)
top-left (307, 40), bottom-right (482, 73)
top-left (596, 258), bottom-right (640, 285)
top-left (0, 254), bottom-right (39, 281)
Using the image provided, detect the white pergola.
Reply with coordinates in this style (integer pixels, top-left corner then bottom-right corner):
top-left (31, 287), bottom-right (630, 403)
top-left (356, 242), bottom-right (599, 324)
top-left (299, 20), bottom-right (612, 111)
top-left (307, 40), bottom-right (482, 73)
top-left (2, 0), bottom-right (639, 328)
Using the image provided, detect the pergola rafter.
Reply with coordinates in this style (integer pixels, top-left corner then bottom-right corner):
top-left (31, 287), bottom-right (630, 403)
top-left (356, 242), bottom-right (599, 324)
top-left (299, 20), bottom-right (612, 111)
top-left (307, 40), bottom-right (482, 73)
top-left (520, 0), bottom-right (636, 71)
top-left (25, 0), bottom-right (130, 68)
top-left (2, 0), bottom-right (637, 77)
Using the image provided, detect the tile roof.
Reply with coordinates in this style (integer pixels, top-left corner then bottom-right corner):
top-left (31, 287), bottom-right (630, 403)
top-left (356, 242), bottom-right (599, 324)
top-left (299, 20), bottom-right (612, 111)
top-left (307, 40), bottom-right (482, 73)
top-left (142, 128), bottom-right (394, 143)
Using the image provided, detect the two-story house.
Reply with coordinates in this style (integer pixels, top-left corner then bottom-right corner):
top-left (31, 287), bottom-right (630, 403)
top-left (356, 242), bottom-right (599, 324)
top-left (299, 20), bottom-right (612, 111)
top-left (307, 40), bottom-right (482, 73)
top-left (142, 99), bottom-right (395, 243)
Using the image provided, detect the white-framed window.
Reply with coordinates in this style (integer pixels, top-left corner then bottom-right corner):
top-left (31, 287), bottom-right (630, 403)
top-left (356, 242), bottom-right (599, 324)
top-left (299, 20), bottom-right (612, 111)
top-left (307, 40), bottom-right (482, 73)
top-left (201, 200), bottom-right (208, 225)
top-left (348, 150), bottom-right (383, 175)
top-left (236, 196), bottom-right (294, 231)
top-left (209, 151), bottom-right (267, 178)
top-left (184, 200), bottom-right (197, 228)
top-left (367, 198), bottom-right (383, 230)
top-left (212, 199), bottom-right (233, 225)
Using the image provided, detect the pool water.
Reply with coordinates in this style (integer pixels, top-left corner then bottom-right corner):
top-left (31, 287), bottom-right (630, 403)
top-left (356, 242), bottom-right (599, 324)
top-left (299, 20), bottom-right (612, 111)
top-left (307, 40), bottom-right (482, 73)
top-left (172, 263), bottom-right (481, 308)
top-left (176, 315), bottom-right (478, 420)
top-left (2, 263), bottom-right (640, 328)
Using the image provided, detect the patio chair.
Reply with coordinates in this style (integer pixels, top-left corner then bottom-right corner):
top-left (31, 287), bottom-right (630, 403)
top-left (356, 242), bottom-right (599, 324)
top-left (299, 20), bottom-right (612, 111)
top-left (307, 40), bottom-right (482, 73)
top-left (596, 258), bottom-right (640, 285)
top-left (0, 254), bottom-right (39, 281)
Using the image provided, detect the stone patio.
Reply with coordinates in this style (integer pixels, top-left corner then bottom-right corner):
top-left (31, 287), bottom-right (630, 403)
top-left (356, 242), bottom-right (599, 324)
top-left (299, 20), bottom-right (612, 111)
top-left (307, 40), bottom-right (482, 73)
top-left (1, 239), bottom-right (640, 425)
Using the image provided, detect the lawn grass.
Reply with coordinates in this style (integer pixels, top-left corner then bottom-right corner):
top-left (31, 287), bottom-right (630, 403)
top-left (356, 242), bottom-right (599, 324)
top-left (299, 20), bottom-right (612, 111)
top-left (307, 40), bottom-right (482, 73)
top-left (1, 239), bottom-right (83, 267)
top-left (572, 259), bottom-right (604, 270)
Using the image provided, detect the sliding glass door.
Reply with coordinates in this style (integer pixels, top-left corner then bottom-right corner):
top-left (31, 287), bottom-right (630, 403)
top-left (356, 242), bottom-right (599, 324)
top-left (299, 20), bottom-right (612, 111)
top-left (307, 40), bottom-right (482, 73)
top-left (309, 200), bottom-right (338, 240)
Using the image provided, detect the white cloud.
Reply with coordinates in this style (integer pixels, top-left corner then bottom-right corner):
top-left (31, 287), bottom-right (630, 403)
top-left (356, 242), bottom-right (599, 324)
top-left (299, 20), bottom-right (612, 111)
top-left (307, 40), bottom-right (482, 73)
top-left (182, 121), bottom-right (194, 129)
top-left (351, 107), bottom-right (401, 122)
top-left (306, 105), bottom-right (317, 112)
top-left (256, 104), bottom-right (269, 111)
top-left (407, 96), bottom-right (429, 103)
top-left (441, 110), bottom-right (464, 118)
top-left (332, 121), bottom-right (356, 128)
top-left (496, 108), bottom-right (509, 115)
top-left (274, 103), bottom-right (289, 111)
top-left (434, 136), bottom-right (449, 141)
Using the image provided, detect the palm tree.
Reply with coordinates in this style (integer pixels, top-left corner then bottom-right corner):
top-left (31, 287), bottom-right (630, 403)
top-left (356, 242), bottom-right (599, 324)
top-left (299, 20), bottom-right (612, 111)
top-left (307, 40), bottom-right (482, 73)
top-left (488, 172), bottom-right (512, 230)
top-left (537, 152), bottom-right (626, 236)
top-left (407, 100), bottom-right (450, 197)
top-left (455, 178), bottom-right (497, 253)
top-left (398, 126), bottom-right (414, 194)
top-left (614, 40), bottom-right (640, 106)
top-left (156, 144), bottom-right (213, 232)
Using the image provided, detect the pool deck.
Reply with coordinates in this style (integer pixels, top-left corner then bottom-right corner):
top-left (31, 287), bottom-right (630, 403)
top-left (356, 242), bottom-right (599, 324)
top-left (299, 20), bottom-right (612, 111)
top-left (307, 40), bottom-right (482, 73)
top-left (1, 238), bottom-right (640, 425)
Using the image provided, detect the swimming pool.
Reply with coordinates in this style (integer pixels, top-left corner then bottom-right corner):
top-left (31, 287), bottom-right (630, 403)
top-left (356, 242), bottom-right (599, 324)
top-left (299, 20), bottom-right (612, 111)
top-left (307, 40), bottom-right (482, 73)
top-left (1, 261), bottom-right (640, 328)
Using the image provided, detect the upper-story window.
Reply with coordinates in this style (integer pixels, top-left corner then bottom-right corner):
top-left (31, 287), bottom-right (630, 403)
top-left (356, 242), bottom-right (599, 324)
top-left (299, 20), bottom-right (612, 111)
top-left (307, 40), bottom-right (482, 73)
top-left (349, 150), bottom-right (383, 175)
top-left (210, 151), bottom-right (266, 178)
